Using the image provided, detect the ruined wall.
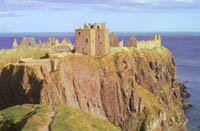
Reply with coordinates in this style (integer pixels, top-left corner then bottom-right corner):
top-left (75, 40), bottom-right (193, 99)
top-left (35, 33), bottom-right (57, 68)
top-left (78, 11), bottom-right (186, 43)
top-left (19, 59), bottom-right (52, 72)
top-left (12, 39), bottom-right (18, 48)
top-left (137, 34), bottom-right (161, 49)
top-left (137, 40), bottom-right (161, 49)
top-left (127, 37), bottom-right (137, 47)
top-left (50, 59), bottom-right (59, 71)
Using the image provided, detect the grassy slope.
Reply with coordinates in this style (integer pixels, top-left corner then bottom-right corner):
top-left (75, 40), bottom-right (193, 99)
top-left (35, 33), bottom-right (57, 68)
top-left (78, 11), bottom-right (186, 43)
top-left (51, 105), bottom-right (119, 131)
top-left (0, 105), bottom-right (119, 131)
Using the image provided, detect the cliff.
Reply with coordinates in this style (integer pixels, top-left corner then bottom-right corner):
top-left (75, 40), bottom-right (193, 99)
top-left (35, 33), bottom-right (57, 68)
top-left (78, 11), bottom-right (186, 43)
top-left (0, 47), bottom-right (187, 130)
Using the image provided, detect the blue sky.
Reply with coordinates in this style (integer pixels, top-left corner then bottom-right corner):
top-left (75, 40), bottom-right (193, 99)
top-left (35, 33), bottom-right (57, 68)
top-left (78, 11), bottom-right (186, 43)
top-left (0, 0), bottom-right (200, 32)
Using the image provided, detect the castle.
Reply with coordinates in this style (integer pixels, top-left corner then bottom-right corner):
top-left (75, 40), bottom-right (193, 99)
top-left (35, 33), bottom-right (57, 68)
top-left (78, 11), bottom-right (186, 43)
top-left (12, 23), bottom-right (162, 57)
top-left (75, 23), bottom-right (162, 56)
top-left (75, 23), bottom-right (110, 56)
top-left (9, 22), bottom-right (163, 75)
top-left (136, 34), bottom-right (161, 49)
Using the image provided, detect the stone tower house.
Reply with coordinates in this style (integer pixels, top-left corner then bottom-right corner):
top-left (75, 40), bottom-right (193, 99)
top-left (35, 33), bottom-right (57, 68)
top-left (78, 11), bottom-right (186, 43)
top-left (75, 23), bottom-right (110, 56)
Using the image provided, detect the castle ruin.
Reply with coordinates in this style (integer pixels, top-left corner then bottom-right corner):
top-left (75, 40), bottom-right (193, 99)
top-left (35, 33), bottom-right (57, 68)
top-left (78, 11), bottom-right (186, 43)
top-left (12, 39), bottom-right (18, 48)
top-left (136, 34), bottom-right (161, 49)
top-left (19, 37), bottom-right (36, 47)
top-left (75, 23), bottom-right (110, 56)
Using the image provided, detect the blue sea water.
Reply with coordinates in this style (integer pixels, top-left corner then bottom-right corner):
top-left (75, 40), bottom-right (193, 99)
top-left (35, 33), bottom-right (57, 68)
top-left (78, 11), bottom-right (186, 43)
top-left (0, 32), bottom-right (200, 130)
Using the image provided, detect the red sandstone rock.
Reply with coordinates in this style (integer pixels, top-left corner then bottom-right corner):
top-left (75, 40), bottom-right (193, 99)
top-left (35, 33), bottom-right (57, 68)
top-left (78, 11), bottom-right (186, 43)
top-left (0, 48), bottom-right (187, 130)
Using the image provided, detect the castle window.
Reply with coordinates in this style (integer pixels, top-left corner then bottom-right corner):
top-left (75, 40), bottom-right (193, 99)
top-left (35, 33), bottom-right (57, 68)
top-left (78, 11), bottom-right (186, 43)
top-left (98, 35), bottom-right (100, 39)
top-left (82, 48), bottom-right (84, 52)
top-left (78, 32), bottom-right (81, 35)
top-left (86, 38), bottom-right (88, 43)
top-left (100, 42), bottom-right (102, 45)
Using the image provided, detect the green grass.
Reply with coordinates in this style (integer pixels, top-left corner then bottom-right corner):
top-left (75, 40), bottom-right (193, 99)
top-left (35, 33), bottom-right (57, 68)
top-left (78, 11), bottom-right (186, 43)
top-left (0, 104), bottom-right (36, 131)
top-left (0, 105), bottom-right (119, 131)
top-left (51, 105), bottom-right (119, 131)
top-left (0, 105), bottom-right (35, 124)
top-left (0, 47), bottom-right (53, 72)
top-left (22, 105), bottom-right (54, 131)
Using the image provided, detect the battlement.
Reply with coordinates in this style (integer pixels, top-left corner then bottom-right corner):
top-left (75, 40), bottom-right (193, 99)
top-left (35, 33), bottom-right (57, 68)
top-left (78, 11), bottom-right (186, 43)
top-left (136, 34), bottom-right (162, 49)
top-left (77, 22), bottom-right (107, 30)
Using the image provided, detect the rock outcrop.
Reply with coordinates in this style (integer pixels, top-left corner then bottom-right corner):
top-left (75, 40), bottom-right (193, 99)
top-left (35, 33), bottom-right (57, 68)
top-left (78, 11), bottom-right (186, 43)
top-left (0, 47), bottom-right (187, 130)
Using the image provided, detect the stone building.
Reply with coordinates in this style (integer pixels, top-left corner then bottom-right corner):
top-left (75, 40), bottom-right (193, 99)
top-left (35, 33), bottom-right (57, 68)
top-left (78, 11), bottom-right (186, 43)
top-left (110, 33), bottom-right (119, 47)
top-left (12, 39), bottom-right (18, 48)
top-left (137, 34), bottom-right (162, 49)
top-left (19, 37), bottom-right (36, 47)
top-left (128, 37), bottom-right (137, 47)
top-left (75, 23), bottom-right (110, 56)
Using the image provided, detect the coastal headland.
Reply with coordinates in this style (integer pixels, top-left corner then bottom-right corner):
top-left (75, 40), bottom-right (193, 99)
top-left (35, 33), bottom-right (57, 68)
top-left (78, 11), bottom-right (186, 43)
top-left (0, 23), bottom-right (188, 131)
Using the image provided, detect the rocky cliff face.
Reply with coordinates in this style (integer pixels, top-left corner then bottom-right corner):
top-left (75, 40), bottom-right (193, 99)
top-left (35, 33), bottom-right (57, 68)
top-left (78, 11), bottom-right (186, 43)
top-left (0, 47), bottom-right (187, 130)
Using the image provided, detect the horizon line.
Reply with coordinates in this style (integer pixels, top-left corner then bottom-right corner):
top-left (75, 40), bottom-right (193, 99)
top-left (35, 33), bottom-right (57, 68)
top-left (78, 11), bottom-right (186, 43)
top-left (0, 31), bottom-right (200, 34)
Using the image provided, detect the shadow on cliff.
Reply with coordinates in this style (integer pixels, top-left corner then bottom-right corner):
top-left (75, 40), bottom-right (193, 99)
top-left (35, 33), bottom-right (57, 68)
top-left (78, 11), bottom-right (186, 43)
top-left (0, 65), bottom-right (43, 110)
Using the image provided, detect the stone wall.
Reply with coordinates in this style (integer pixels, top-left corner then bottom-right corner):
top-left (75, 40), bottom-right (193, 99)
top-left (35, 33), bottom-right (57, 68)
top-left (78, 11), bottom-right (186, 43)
top-left (137, 34), bottom-right (161, 49)
top-left (19, 58), bottom-right (52, 72)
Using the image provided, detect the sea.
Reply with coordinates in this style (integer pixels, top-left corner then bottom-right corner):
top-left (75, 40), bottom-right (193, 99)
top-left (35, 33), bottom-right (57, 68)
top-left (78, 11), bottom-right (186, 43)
top-left (0, 32), bottom-right (200, 131)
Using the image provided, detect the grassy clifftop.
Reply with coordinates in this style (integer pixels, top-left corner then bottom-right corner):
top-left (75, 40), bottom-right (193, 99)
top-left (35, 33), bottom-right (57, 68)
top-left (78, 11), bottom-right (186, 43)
top-left (0, 104), bottom-right (119, 131)
top-left (0, 47), bottom-right (53, 71)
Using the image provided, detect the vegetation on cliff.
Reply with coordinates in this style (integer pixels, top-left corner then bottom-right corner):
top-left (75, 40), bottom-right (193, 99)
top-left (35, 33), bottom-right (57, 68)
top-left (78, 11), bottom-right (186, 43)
top-left (0, 47), bottom-right (187, 130)
top-left (0, 47), bottom-right (53, 72)
top-left (0, 105), bottom-right (118, 131)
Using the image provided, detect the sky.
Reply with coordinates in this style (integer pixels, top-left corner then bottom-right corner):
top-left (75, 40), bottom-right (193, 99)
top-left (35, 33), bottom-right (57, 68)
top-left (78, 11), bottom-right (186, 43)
top-left (0, 0), bottom-right (200, 32)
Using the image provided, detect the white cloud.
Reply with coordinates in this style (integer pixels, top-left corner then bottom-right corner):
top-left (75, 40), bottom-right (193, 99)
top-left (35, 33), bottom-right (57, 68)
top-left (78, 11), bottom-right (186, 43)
top-left (0, 0), bottom-right (200, 12)
top-left (0, 11), bottom-right (22, 17)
